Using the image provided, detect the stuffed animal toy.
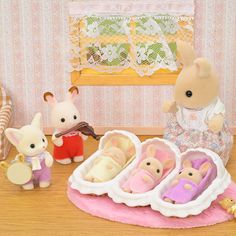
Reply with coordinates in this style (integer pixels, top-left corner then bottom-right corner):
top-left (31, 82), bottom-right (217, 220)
top-left (122, 144), bottom-right (174, 194)
top-left (4, 113), bottom-right (53, 190)
top-left (43, 86), bottom-right (86, 165)
top-left (163, 159), bottom-right (211, 204)
top-left (163, 41), bottom-right (233, 165)
top-left (85, 136), bottom-right (135, 183)
top-left (219, 198), bottom-right (236, 218)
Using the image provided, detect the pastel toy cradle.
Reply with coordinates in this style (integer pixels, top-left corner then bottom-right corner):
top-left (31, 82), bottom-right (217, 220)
top-left (69, 130), bottom-right (231, 218)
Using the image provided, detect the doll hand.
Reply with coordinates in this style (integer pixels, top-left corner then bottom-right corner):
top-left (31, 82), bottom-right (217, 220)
top-left (171, 179), bottom-right (179, 186)
top-left (79, 132), bottom-right (88, 141)
top-left (143, 175), bottom-right (154, 184)
top-left (184, 184), bottom-right (192, 190)
top-left (45, 152), bottom-right (54, 167)
top-left (162, 100), bottom-right (178, 113)
top-left (52, 134), bottom-right (63, 147)
top-left (208, 114), bottom-right (224, 133)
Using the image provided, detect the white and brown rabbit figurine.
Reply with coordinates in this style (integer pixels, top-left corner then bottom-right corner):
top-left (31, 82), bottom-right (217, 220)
top-left (44, 86), bottom-right (86, 165)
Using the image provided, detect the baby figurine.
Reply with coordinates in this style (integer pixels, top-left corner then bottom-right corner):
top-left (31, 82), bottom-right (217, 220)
top-left (122, 144), bottom-right (174, 193)
top-left (5, 113), bottom-right (53, 190)
top-left (84, 146), bottom-right (127, 183)
top-left (163, 159), bottom-right (211, 204)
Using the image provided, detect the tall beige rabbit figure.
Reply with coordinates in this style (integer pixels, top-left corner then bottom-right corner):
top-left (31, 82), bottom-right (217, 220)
top-left (163, 41), bottom-right (233, 165)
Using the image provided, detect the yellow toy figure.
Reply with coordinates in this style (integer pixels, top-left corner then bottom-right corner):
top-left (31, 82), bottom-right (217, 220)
top-left (219, 198), bottom-right (236, 218)
top-left (84, 135), bottom-right (135, 183)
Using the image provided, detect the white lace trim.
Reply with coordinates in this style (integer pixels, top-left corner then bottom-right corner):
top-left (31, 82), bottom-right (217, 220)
top-left (68, 4), bottom-right (194, 76)
top-left (69, 0), bottom-right (194, 16)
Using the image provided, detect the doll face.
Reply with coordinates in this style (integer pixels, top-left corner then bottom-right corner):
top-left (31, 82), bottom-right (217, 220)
top-left (174, 41), bottom-right (219, 110)
top-left (177, 167), bottom-right (203, 185)
top-left (15, 126), bottom-right (48, 157)
top-left (50, 101), bottom-right (80, 131)
top-left (5, 113), bottom-right (48, 157)
top-left (174, 66), bottom-right (219, 109)
top-left (44, 86), bottom-right (80, 131)
top-left (177, 159), bottom-right (211, 185)
top-left (139, 157), bottom-right (164, 180)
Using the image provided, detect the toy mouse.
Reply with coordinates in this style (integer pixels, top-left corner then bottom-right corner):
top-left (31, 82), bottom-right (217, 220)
top-left (219, 198), bottom-right (236, 218)
top-left (5, 113), bottom-right (53, 190)
top-left (43, 86), bottom-right (86, 165)
top-left (163, 41), bottom-right (233, 165)
top-left (122, 144), bottom-right (174, 193)
top-left (85, 137), bottom-right (135, 183)
top-left (163, 159), bottom-right (211, 204)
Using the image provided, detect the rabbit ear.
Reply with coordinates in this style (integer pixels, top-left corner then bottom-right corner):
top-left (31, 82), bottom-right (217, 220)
top-left (163, 159), bottom-right (174, 169)
top-left (5, 128), bottom-right (24, 147)
top-left (194, 58), bottom-right (211, 78)
top-left (66, 86), bottom-right (79, 102)
top-left (199, 162), bottom-right (212, 177)
top-left (176, 40), bottom-right (196, 66)
top-left (146, 144), bottom-right (156, 157)
top-left (183, 159), bottom-right (192, 168)
top-left (43, 92), bottom-right (57, 107)
top-left (31, 113), bottom-right (42, 129)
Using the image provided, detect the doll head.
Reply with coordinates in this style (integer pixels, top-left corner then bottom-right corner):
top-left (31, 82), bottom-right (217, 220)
top-left (177, 159), bottom-right (212, 185)
top-left (174, 41), bottom-right (219, 109)
top-left (43, 86), bottom-right (80, 131)
top-left (102, 146), bottom-right (127, 167)
top-left (219, 198), bottom-right (236, 210)
top-left (5, 113), bottom-right (48, 157)
top-left (139, 144), bottom-right (174, 180)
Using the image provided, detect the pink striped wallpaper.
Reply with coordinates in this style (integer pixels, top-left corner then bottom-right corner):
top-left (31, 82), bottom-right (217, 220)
top-left (0, 0), bottom-right (236, 133)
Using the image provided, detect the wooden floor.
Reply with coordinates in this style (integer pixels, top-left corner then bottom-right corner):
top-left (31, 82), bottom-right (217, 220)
top-left (0, 136), bottom-right (235, 236)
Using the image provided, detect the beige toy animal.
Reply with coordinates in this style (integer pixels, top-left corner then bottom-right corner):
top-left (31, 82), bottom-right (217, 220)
top-left (163, 159), bottom-right (211, 204)
top-left (163, 41), bottom-right (233, 165)
top-left (85, 136), bottom-right (135, 183)
top-left (219, 198), bottom-right (236, 218)
top-left (122, 144), bottom-right (174, 193)
top-left (4, 113), bottom-right (53, 190)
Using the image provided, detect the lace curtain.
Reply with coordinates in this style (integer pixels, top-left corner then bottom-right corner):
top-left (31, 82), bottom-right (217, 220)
top-left (68, 1), bottom-right (194, 77)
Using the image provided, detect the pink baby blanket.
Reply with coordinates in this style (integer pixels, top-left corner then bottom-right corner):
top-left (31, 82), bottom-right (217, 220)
top-left (67, 181), bottom-right (236, 228)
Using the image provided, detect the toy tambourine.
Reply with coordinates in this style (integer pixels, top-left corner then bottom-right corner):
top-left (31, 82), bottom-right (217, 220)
top-left (0, 154), bottom-right (32, 185)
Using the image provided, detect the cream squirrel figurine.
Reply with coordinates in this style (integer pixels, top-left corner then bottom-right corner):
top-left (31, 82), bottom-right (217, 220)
top-left (163, 41), bottom-right (233, 165)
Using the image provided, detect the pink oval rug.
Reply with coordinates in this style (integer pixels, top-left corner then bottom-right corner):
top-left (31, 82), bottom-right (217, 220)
top-left (67, 182), bottom-right (236, 228)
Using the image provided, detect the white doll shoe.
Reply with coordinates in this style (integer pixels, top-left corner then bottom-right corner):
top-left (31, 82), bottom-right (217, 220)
top-left (56, 158), bottom-right (72, 165)
top-left (22, 183), bottom-right (34, 190)
top-left (39, 181), bottom-right (50, 188)
top-left (73, 156), bottom-right (84, 162)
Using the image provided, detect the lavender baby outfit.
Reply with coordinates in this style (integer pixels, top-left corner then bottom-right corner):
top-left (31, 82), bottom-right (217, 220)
top-left (25, 152), bottom-right (51, 185)
top-left (163, 179), bottom-right (198, 204)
